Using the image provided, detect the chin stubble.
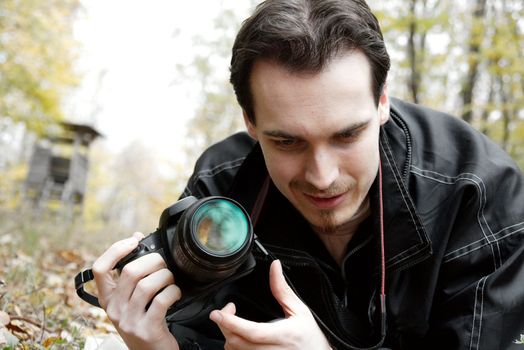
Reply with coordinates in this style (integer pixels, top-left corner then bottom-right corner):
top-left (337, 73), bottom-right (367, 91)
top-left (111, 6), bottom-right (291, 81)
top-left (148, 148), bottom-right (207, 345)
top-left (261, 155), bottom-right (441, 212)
top-left (313, 210), bottom-right (339, 235)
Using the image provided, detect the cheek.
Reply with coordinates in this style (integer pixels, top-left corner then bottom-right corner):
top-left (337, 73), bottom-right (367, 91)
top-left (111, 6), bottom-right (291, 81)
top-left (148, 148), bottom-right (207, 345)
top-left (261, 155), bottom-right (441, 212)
top-left (341, 137), bottom-right (381, 181)
top-left (265, 154), bottom-right (299, 187)
top-left (259, 146), bottom-right (300, 188)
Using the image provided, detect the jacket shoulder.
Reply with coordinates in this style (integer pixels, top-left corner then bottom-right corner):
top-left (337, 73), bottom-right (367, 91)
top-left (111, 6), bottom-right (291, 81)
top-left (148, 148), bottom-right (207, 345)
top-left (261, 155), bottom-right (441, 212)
top-left (389, 98), bottom-right (519, 177)
top-left (181, 132), bottom-right (256, 198)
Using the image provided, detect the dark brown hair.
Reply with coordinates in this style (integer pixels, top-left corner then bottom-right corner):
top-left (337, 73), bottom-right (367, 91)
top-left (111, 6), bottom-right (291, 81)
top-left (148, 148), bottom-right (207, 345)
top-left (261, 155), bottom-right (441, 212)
top-left (230, 0), bottom-right (390, 124)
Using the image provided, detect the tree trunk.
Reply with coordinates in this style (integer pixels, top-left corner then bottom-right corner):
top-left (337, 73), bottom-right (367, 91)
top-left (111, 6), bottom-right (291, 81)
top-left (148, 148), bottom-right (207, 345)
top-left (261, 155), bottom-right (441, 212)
top-left (407, 0), bottom-right (420, 104)
top-left (498, 74), bottom-right (512, 152)
top-left (460, 0), bottom-right (487, 124)
top-left (480, 72), bottom-right (494, 135)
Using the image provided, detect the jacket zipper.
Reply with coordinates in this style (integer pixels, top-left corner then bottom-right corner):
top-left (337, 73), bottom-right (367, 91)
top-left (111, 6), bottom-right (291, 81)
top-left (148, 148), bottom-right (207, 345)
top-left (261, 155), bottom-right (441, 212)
top-left (341, 235), bottom-right (374, 307)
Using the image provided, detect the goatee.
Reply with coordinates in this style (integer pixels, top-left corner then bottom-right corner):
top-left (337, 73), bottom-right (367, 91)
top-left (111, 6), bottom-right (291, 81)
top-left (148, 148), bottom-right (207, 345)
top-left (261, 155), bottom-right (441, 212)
top-left (312, 210), bottom-right (339, 235)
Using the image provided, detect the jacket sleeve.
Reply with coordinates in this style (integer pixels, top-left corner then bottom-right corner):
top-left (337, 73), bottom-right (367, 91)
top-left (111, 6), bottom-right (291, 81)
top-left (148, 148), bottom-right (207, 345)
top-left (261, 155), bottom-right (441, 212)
top-left (431, 238), bottom-right (524, 349)
top-left (423, 155), bottom-right (524, 349)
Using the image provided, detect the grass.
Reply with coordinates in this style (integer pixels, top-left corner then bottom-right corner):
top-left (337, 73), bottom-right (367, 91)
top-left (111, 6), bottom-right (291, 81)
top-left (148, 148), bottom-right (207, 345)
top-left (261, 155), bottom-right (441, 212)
top-left (0, 206), bottom-right (126, 349)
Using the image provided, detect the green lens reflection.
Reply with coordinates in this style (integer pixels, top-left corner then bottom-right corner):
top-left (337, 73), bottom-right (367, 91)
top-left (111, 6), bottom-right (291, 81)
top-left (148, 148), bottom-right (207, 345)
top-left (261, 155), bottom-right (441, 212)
top-left (192, 199), bottom-right (249, 255)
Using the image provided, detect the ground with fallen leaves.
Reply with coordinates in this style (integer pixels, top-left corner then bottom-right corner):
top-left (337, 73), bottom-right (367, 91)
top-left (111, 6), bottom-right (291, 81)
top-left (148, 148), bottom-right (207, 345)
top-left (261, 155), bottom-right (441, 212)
top-left (0, 210), bottom-right (128, 349)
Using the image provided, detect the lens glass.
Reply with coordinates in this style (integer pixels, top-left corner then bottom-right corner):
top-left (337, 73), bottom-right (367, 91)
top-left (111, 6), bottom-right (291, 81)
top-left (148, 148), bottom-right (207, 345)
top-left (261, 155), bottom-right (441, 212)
top-left (192, 199), bottom-right (249, 255)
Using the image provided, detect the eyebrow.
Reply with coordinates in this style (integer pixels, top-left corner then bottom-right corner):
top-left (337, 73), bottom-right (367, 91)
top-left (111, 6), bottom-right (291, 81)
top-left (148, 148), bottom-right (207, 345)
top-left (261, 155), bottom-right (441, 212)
top-left (262, 130), bottom-right (298, 139)
top-left (333, 120), bottom-right (371, 137)
top-left (262, 119), bottom-right (372, 139)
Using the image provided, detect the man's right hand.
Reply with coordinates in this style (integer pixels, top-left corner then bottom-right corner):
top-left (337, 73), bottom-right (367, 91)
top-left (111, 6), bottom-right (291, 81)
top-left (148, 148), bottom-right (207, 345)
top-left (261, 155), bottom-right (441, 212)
top-left (92, 232), bottom-right (181, 350)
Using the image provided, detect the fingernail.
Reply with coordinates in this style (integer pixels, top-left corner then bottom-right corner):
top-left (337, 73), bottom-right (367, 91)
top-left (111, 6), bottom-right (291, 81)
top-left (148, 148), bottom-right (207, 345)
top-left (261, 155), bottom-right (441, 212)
top-left (127, 237), bottom-right (138, 244)
top-left (209, 310), bottom-right (222, 323)
top-left (272, 259), bottom-right (282, 272)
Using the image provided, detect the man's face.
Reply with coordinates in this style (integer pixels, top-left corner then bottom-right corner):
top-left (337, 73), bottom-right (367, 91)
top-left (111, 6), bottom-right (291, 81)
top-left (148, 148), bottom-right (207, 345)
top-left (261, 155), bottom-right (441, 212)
top-left (244, 51), bottom-right (390, 233)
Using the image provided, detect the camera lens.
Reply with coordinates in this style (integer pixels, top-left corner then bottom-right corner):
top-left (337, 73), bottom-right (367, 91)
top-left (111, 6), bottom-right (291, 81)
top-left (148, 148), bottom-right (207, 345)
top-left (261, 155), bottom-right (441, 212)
top-left (171, 197), bottom-right (253, 283)
top-left (192, 200), bottom-right (249, 256)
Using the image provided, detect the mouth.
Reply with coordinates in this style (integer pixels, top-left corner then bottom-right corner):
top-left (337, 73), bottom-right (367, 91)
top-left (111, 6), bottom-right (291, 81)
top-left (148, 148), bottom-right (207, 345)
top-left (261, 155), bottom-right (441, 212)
top-left (303, 192), bottom-right (346, 210)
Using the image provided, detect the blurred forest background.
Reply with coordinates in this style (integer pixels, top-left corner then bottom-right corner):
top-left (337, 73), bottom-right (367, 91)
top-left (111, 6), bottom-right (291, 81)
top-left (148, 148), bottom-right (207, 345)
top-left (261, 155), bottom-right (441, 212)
top-left (0, 0), bottom-right (523, 348)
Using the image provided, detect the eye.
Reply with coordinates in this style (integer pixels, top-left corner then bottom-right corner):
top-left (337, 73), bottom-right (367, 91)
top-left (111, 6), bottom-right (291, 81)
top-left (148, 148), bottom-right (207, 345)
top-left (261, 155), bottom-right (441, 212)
top-left (271, 138), bottom-right (303, 150)
top-left (337, 130), bottom-right (359, 143)
top-left (274, 138), bottom-right (296, 146)
top-left (336, 126), bottom-right (366, 143)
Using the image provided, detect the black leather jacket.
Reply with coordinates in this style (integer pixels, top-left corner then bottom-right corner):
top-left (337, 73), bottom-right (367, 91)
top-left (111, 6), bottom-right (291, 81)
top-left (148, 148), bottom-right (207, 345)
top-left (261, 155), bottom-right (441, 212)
top-left (171, 98), bottom-right (524, 349)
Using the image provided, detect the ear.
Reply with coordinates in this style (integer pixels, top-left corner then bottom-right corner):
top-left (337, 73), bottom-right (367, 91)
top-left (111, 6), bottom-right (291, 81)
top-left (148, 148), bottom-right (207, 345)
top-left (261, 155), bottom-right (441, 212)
top-left (243, 110), bottom-right (258, 140)
top-left (378, 84), bottom-right (390, 125)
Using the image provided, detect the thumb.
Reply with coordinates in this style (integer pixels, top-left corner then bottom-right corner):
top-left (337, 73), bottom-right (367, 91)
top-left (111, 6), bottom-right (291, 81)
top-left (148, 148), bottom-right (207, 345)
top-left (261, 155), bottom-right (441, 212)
top-left (221, 302), bottom-right (236, 316)
top-left (269, 260), bottom-right (307, 317)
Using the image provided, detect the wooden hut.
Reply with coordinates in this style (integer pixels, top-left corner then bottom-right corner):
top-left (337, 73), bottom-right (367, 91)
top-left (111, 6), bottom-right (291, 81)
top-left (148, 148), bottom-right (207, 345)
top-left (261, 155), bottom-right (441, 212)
top-left (24, 122), bottom-right (101, 213)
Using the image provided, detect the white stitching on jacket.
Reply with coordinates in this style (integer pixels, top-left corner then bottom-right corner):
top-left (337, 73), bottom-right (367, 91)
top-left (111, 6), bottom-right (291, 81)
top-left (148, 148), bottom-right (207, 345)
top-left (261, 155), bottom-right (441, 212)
top-left (444, 224), bottom-right (524, 263)
top-left (191, 157), bottom-right (246, 179)
top-left (410, 166), bottom-right (502, 269)
top-left (469, 276), bottom-right (487, 350)
top-left (183, 157), bottom-right (247, 197)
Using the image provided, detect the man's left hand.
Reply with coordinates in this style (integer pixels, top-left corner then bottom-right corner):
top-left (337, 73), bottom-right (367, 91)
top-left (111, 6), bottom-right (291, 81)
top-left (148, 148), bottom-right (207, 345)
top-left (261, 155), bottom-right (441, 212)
top-left (209, 260), bottom-right (332, 350)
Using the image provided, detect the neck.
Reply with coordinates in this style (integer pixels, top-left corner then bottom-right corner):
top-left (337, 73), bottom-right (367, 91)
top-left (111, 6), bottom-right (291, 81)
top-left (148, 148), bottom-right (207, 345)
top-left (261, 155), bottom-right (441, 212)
top-left (311, 198), bottom-right (370, 266)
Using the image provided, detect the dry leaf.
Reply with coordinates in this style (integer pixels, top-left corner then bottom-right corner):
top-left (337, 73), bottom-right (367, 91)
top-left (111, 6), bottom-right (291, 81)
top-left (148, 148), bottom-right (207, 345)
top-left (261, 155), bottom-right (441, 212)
top-left (6, 322), bottom-right (28, 337)
top-left (57, 250), bottom-right (85, 265)
top-left (0, 311), bottom-right (9, 326)
top-left (43, 336), bottom-right (62, 347)
top-left (46, 274), bottom-right (63, 287)
top-left (13, 305), bottom-right (22, 317)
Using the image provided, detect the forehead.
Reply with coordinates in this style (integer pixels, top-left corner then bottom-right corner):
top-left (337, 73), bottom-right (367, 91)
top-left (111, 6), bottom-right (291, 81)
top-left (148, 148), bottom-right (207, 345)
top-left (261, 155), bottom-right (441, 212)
top-left (249, 51), bottom-right (376, 131)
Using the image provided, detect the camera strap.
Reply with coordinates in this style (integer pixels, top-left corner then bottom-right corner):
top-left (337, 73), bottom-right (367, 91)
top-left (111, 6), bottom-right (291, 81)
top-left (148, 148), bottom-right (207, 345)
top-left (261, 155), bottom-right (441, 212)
top-left (74, 268), bottom-right (100, 307)
top-left (250, 175), bottom-right (271, 227)
top-left (250, 175), bottom-right (279, 259)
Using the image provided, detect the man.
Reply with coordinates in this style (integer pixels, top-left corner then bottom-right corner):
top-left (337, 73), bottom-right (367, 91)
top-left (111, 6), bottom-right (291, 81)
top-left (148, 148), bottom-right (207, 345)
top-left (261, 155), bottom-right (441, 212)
top-left (92, 0), bottom-right (524, 349)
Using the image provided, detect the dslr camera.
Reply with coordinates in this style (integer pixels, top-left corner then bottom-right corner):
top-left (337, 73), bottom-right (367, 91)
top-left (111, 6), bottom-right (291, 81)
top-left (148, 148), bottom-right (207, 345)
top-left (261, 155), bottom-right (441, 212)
top-left (75, 196), bottom-right (257, 319)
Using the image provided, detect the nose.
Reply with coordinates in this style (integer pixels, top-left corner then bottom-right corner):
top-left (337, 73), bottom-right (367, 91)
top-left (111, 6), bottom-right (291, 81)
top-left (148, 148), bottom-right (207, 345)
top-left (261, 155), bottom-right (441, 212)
top-left (304, 148), bottom-right (339, 191)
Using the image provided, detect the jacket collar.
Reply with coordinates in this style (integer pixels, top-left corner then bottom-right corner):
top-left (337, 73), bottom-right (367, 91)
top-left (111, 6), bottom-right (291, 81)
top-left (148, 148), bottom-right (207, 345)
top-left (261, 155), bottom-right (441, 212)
top-left (377, 124), bottom-right (432, 272)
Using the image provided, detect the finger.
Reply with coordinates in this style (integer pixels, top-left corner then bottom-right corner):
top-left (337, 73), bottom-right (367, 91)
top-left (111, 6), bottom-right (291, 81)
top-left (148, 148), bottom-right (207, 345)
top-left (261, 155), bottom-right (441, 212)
top-left (92, 236), bottom-right (140, 303)
top-left (210, 310), bottom-right (279, 344)
top-left (223, 333), bottom-right (278, 350)
top-left (132, 231), bottom-right (145, 241)
top-left (221, 302), bottom-right (236, 316)
top-left (225, 337), bottom-right (285, 350)
top-left (128, 268), bottom-right (175, 313)
top-left (113, 253), bottom-right (167, 303)
top-left (147, 284), bottom-right (182, 322)
top-left (269, 259), bottom-right (307, 317)
top-left (214, 303), bottom-right (238, 344)
top-left (211, 308), bottom-right (235, 343)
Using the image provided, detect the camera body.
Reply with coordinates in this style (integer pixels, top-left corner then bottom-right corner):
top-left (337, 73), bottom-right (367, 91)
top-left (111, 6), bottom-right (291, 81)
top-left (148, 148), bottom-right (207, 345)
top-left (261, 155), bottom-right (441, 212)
top-left (115, 196), bottom-right (256, 318)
